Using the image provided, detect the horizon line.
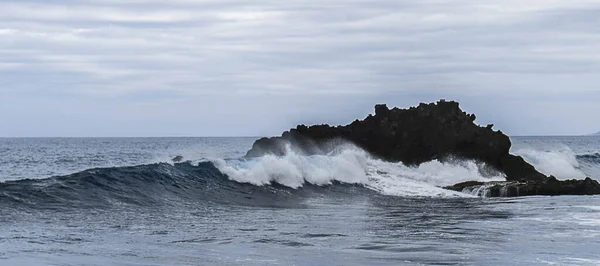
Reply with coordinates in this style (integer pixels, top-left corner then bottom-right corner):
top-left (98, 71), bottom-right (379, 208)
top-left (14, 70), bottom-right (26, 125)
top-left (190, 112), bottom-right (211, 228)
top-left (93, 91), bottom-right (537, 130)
top-left (0, 134), bottom-right (597, 138)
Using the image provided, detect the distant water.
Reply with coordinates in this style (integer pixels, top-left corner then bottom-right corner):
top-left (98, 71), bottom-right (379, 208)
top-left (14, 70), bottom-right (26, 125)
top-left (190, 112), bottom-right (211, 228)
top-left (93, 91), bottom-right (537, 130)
top-left (1, 137), bottom-right (599, 265)
top-left (0, 137), bottom-right (256, 182)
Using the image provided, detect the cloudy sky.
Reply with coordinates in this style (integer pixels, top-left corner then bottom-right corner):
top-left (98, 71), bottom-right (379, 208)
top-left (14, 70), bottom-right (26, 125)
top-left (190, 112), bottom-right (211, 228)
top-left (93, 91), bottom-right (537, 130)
top-left (1, 0), bottom-right (599, 137)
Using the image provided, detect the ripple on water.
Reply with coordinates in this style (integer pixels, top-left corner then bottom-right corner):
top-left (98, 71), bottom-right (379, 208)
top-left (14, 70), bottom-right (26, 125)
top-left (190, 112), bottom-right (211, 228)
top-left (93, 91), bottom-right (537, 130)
top-left (301, 233), bottom-right (347, 238)
top-left (149, 230), bottom-right (169, 235)
top-left (170, 237), bottom-right (227, 244)
top-left (238, 228), bottom-right (258, 232)
top-left (253, 238), bottom-right (314, 247)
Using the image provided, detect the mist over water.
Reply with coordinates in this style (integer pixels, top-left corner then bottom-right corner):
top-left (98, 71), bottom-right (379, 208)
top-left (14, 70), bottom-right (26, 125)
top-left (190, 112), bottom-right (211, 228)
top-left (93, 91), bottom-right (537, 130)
top-left (1, 136), bottom-right (600, 265)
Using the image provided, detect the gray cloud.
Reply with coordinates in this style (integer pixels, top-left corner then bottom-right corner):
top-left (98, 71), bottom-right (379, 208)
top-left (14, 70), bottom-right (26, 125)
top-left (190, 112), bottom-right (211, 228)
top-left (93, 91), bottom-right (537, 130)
top-left (1, 0), bottom-right (600, 136)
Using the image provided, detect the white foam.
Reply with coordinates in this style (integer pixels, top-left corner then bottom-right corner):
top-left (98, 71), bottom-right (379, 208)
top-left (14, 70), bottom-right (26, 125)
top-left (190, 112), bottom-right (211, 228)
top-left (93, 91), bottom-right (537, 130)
top-left (565, 258), bottom-right (600, 265)
top-left (578, 205), bottom-right (600, 211)
top-left (213, 144), bottom-right (505, 198)
top-left (513, 147), bottom-right (587, 180)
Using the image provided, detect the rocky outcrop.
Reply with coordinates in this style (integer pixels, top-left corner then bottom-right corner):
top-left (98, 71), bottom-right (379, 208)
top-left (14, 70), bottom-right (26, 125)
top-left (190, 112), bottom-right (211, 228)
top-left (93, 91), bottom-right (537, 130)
top-left (245, 100), bottom-right (600, 197)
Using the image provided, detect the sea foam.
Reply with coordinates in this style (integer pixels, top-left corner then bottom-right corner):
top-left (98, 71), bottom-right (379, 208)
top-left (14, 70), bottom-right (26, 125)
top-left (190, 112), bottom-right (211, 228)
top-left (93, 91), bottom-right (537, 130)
top-left (213, 144), bottom-right (505, 197)
top-left (513, 147), bottom-right (587, 180)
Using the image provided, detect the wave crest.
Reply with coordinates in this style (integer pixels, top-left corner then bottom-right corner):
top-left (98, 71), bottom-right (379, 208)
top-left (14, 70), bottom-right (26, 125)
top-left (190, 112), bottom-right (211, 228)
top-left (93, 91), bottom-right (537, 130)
top-left (214, 144), bottom-right (505, 197)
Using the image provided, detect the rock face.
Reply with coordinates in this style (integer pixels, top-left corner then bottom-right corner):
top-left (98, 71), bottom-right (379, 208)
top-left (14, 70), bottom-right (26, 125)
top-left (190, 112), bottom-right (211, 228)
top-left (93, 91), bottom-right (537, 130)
top-left (245, 100), bottom-right (600, 197)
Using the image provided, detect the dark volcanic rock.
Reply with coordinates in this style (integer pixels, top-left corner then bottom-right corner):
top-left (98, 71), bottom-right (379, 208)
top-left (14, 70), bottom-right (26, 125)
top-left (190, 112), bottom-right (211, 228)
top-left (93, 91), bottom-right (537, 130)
top-left (446, 177), bottom-right (600, 197)
top-left (247, 100), bottom-right (546, 181)
top-left (245, 100), bottom-right (600, 197)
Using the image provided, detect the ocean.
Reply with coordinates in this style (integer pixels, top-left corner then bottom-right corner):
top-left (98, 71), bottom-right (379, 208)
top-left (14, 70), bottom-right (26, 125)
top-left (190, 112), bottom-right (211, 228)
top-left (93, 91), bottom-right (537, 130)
top-left (1, 136), bottom-right (599, 265)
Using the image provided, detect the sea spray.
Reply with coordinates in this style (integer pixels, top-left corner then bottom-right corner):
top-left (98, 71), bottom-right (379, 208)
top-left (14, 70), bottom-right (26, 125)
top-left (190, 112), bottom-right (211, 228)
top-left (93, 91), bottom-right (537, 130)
top-left (214, 144), bottom-right (505, 197)
top-left (513, 147), bottom-right (587, 179)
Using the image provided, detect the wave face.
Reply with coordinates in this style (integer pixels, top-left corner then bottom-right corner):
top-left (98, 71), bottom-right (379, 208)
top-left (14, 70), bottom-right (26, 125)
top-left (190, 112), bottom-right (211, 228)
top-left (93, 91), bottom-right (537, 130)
top-left (577, 152), bottom-right (600, 175)
top-left (0, 145), bottom-right (506, 209)
top-left (0, 161), bottom-right (332, 210)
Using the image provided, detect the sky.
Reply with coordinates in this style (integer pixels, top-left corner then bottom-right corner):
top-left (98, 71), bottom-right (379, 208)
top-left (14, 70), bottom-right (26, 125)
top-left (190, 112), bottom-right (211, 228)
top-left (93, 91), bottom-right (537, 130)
top-left (1, 0), bottom-right (599, 137)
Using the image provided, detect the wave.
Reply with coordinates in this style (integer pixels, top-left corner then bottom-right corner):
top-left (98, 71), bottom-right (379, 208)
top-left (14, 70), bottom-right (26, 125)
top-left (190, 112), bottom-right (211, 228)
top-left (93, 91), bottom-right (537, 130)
top-left (0, 161), bottom-right (317, 210)
top-left (513, 147), bottom-right (600, 180)
top-left (0, 145), bottom-right (506, 209)
top-left (576, 152), bottom-right (600, 181)
top-left (577, 152), bottom-right (600, 162)
top-left (215, 145), bottom-right (504, 197)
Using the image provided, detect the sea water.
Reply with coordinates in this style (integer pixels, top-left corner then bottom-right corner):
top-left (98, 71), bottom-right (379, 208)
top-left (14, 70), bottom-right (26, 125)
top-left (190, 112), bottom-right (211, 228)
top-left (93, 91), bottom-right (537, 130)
top-left (0, 136), bottom-right (599, 265)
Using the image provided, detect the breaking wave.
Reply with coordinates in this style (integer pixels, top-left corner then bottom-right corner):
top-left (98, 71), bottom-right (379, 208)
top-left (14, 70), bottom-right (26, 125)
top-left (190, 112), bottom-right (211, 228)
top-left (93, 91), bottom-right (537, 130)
top-left (215, 145), bottom-right (504, 197)
top-left (0, 145), bottom-right (506, 209)
top-left (513, 147), bottom-right (600, 180)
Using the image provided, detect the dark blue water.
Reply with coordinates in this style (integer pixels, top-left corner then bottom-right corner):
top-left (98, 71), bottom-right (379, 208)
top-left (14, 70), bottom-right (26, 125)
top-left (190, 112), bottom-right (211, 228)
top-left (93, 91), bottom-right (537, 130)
top-left (1, 137), bottom-right (599, 265)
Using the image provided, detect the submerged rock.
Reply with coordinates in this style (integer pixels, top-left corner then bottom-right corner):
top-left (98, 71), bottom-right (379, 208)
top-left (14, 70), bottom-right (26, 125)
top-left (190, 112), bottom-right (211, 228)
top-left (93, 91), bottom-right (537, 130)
top-left (245, 100), bottom-right (600, 197)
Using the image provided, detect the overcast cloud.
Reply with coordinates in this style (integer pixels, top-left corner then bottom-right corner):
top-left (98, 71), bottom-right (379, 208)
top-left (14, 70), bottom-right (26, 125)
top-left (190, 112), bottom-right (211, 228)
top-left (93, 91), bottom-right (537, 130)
top-left (1, 0), bottom-right (599, 137)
